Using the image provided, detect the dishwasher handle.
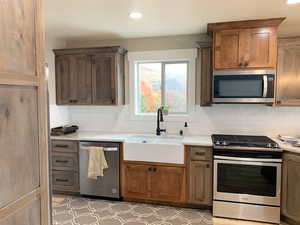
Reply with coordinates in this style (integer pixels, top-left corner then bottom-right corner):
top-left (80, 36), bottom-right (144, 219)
top-left (81, 145), bottom-right (119, 152)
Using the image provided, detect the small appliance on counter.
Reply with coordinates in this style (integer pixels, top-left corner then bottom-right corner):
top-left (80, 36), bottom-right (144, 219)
top-left (51, 125), bottom-right (79, 136)
top-left (212, 134), bottom-right (282, 224)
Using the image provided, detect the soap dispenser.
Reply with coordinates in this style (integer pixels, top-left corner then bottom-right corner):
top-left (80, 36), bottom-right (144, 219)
top-left (182, 122), bottom-right (189, 136)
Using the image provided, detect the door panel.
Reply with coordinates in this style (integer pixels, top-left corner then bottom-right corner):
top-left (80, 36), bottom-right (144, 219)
top-left (276, 41), bottom-right (300, 106)
top-left (0, 0), bottom-right (36, 76)
top-left (0, 86), bottom-right (39, 208)
top-left (0, 0), bottom-right (50, 224)
top-left (214, 30), bottom-right (240, 69)
top-left (282, 153), bottom-right (300, 222)
top-left (189, 161), bottom-right (212, 205)
top-left (246, 28), bottom-right (277, 68)
top-left (55, 56), bottom-right (72, 104)
top-left (92, 54), bottom-right (116, 105)
top-left (150, 166), bottom-right (185, 202)
top-left (122, 163), bottom-right (149, 199)
top-left (1, 199), bottom-right (41, 225)
top-left (70, 55), bottom-right (92, 104)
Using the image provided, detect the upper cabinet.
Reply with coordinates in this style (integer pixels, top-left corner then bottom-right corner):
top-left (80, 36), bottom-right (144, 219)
top-left (208, 18), bottom-right (285, 70)
top-left (54, 46), bottom-right (126, 105)
top-left (276, 37), bottom-right (300, 106)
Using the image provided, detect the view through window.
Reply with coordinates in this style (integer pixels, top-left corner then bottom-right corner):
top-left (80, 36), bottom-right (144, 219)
top-left (136, 62), bottom-right (188, 114)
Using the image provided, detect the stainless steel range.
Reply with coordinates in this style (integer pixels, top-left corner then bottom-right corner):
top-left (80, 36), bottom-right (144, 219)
top-left (212, 134), bottom-right (282, 224)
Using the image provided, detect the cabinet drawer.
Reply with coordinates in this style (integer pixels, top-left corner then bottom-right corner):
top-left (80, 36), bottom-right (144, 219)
top-left (190, 147), bottom-right (212, 161)
top-left (52, 140), bottom-right (78, 153)
top-left (52, 171), bottom-right (79, 192)
top-left (52, 152), bottom-right (78, 171)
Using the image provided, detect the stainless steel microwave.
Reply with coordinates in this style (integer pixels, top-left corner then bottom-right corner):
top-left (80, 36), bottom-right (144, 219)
top-left (213, 70), bottom-right (275, 104)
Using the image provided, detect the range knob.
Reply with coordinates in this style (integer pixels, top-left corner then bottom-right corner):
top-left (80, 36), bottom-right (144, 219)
top-left (222, 141), bottom-right (228, 146)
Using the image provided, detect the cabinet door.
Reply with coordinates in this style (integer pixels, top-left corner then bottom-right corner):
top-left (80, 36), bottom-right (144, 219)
top-left (150, 166), bottom-right (185, 202)
top-left (243, 28), bottom-right (277, 69)
top-left (92, 54), bottom-right (116, 105)
top-left (122, 163), bottom-right (150, 199)
top-left (189, 161), bottom-right (212, 206)
top-left (276, 39), bottom-right (300, 106)
top-left (282, 153), bottom-right (300, 223)
top-left (214, 30), bottom-right (241, 70)
top-left (56, 55), bottom-right (72, 104)
top-left (56, 55), bottom-right (92, 105)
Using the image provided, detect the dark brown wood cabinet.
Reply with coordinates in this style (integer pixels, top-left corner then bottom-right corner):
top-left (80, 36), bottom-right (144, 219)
top-left (276, 37), bottom-right (300, 106)
top-left (51, 140), bottom-right (80, 193)
top-left (187, 146), bottom-right (213, 206)
top-left (56, 54), bottom-right (92, 105)
top-left (197, 41), bottom-right (212, 106)
top-left (122, 162), bottom-right (186, 203)
top-left (54, 47), bottom-right (126, 105)
top-left (208, 18), bottom-right (284, 70)
top-left (281, 152), bottom-right (300, 224)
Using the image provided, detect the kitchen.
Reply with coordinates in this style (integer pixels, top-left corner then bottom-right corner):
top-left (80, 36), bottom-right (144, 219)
top-left (1, 1), bottom-right (300, 225)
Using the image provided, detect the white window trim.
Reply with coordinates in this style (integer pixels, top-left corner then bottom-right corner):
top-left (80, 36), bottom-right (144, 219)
top-left (128, 49), bottom-right (198, 122)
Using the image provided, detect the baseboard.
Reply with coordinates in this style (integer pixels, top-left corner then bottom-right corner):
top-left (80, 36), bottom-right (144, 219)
top-left (281, 215), bottom-right (300, 225)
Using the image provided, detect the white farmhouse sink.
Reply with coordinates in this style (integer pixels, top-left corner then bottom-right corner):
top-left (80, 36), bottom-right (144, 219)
top-left (124, 135), bottom-right (184, 164)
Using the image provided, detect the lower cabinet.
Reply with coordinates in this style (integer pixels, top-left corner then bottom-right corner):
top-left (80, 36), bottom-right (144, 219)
top-left (281, 152), bottom-right (300, 224)
top-left (122, 162), bottom-right (186, 203)
top-left (187, 146), bottom-right (213, 206)
top-left (51, 140), bottom-right (80, 194)
top-left (189, 161), bottom-right (212, 205)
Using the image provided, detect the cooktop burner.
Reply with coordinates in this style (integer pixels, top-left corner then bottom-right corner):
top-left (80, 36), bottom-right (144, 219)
top-left (212, 134), bottom-right (279, 149)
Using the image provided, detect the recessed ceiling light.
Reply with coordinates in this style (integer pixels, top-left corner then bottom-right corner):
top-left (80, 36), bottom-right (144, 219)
top-left (129, 12), bottom-right (143, 19)
top-left (287, 0), bottom-right (300, 4)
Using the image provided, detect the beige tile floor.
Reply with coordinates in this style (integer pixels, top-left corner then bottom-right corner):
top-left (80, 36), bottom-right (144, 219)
top-left (52, 195), bottom-right (289, 225)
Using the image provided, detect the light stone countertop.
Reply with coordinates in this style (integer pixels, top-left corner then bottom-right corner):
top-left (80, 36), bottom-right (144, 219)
top-left (271, 137), bottom-right (300, 155)
top-left (51, 131), bottom-right (213, 147)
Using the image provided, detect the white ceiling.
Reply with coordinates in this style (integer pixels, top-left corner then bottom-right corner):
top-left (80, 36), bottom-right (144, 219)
top-left (45, 0), bottom-right (300, 41)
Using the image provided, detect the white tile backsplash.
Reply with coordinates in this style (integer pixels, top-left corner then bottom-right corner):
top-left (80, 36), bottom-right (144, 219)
top-left (62, 104), bottom-right (300, 136)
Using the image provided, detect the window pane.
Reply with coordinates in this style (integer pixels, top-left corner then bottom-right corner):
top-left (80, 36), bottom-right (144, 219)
top-left (138, 63), bottom-right (162, 113)
top-left (165, 63), bottom-right (187, 113)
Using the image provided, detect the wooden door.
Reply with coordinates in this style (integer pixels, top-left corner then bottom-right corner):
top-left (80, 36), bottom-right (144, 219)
top-left (92, 54), bottom-right (116, 105)
top-left (276, 37), bottom-right (300, 106)
top-left (189, 161), bottom-right (212, 206)
top-left (56, 54), bottom-right (92, 105)
top-left (0, 0), bottom-right (50, 224)
top-left (150, 166), bottom-right (185, 202)
top-left (281, 152), bottom-right (300, 223)
top-left (122, 163), bottom-right (150, 199)
top-left (242, 28), bottom-right (277, 69)
top-left (214, 30), bottom-right (241, 70)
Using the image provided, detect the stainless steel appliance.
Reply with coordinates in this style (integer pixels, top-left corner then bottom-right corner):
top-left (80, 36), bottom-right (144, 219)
top-left (79, 142), bottom-right (120, 199)
top-left (212, 135), bottom-right (282, 224)
top-left (213, 69), bottom-right (275, 104)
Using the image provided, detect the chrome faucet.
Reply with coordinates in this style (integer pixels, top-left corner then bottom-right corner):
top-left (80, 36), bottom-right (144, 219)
top-left (156, 108), bottom-right (166, 136)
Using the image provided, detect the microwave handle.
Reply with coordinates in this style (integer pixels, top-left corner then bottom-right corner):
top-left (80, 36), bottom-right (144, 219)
top-left (263, 75), bottom-right (268, 98)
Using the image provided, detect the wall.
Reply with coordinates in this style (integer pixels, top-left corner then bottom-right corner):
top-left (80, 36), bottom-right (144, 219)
top-left (48, 34), bottom-right (300, 136)
top-left (46, 36), bottom-right (70, 128)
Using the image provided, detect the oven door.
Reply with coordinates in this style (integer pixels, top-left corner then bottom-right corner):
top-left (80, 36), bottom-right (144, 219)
top-left (214, 157), bottom-right (281, 206)
top-left (213, 70), bottom-right (275, 103)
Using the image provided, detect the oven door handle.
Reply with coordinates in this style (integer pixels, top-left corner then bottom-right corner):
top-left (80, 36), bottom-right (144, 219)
top-left (262, 75), bottom-right (268, 98)
top-left (214, 155), bottom-right (282, 163)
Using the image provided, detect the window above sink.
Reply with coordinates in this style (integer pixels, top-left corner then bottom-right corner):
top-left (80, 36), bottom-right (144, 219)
top-left (128, 49), bottom-right (198, 121)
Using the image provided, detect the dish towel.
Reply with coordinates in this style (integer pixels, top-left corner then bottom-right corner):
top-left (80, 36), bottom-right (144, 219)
top-left (87, 146), bottom-right (108, 180)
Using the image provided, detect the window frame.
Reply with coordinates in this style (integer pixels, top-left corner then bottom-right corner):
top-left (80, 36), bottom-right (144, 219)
top-left (128, 49), bottom-right (198, 122)
top-left (136, 61), bottom-right (189, 115)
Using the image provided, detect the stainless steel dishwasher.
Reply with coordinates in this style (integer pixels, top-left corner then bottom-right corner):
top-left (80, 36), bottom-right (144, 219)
top-left (79, 141), bottom-right (120, 199)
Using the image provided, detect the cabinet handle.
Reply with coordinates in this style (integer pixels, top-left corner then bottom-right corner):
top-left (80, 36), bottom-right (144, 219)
top-left (56, 178), bottom-right (68, 182)
top-left (69, 99), bottom-right (78, 103)
top-left (55, 145), bottom-right (69, 148)
top-left (244, 61), bottom-right (249, 66)
top-left (206, 164), bottom-right (210, 168)
top-left (153, 168), bottom-right (157, 172)
top-left (56, 160), bottom-right (69, 163)
top-left (195, 152), bottom-right (205, 156)
top-left (148, 167), bottom-right (152, 172)
top-left (277, 100), bottom-right (282, 104)
top-left (239, 62), bottom-right (244, 66)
